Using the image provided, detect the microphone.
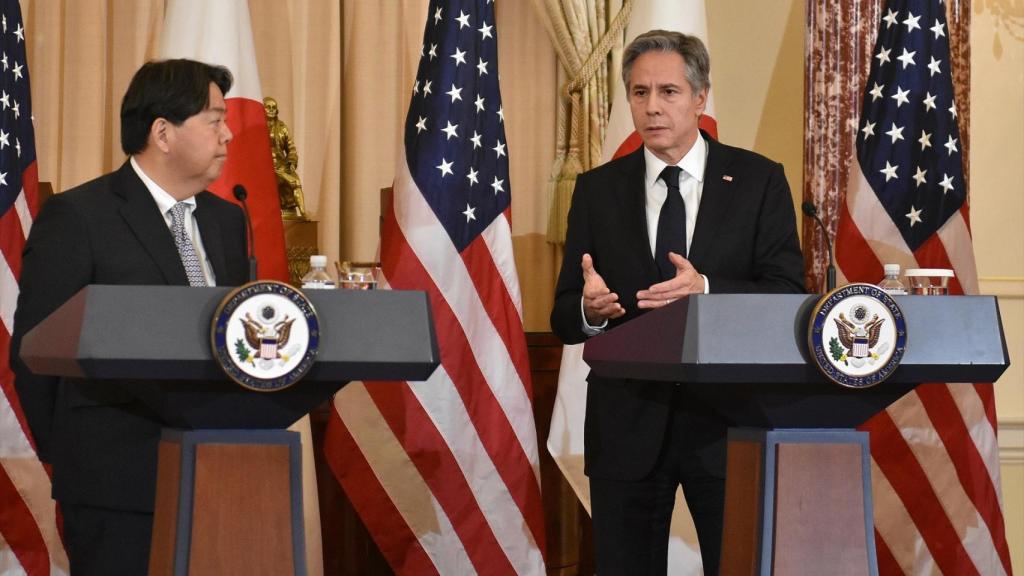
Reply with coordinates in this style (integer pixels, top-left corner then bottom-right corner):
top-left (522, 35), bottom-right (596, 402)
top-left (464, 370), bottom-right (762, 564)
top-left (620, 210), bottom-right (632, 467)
top-left (233, 184), bottom-right (258, 282)
top-left (802, 201), bottom-right (836, 292)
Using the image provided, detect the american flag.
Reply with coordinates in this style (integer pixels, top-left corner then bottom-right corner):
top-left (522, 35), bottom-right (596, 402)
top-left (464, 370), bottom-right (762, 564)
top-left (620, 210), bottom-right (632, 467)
top-left (0, 1), bottom-right (68, 574)
top-left (323, 1), bottom-right (546, 574)
top-left (838, 0), bottom-right (1012, 573)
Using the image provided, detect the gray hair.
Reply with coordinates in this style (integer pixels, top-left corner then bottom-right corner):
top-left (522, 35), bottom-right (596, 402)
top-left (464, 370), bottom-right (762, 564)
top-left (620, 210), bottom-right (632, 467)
top-left (621, 30), bottom-right (711, 95)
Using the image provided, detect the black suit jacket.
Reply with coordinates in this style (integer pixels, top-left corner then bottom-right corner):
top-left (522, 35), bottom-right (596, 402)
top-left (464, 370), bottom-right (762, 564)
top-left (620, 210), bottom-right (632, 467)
top-left (550, 135), bottom-right (804, 481)
top-left (10, 161), bottom-right (248, 512)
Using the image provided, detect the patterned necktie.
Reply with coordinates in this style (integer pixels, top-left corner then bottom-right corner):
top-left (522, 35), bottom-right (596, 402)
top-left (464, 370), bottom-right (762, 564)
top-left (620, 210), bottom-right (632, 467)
top-left (169, 202), bottom-right (207, 287)
top-left (654, 165), bottom-right (686, 280)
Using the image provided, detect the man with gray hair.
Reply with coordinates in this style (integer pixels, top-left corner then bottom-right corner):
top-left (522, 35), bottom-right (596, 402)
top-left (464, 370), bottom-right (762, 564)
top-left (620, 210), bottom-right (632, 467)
top-left (551, 30), bottom-right (804, 574)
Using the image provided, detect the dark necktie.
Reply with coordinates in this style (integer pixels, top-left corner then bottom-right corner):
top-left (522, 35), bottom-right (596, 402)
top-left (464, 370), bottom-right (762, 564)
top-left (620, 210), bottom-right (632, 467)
top-left (655, 165), bottom-right (685, 280)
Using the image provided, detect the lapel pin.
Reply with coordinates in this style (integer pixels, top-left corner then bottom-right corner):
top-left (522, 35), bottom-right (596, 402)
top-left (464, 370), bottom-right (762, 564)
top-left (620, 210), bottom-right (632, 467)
top-left (722, 175), bottom-right (733, 182)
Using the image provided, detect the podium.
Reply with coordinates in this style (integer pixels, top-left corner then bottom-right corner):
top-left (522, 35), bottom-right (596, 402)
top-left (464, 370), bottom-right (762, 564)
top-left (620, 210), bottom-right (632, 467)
top-left (583, 294), bottom-right (1009, 575)
top-left (20, 285), bottom-right (439, 576)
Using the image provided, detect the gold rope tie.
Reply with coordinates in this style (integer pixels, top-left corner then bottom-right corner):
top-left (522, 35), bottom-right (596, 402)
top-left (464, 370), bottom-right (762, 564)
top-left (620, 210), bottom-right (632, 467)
top-left (562, 0), bottom-right (633, 100)
top-left (546, 0), bottom-right (634, 244)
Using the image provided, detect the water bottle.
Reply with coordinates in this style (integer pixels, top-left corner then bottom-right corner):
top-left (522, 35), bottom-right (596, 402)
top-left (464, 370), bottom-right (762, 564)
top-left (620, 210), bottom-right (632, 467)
top-left (878, 264), bottom-right (907, 295)
top-left (301, 255), bottom-right (336, 289)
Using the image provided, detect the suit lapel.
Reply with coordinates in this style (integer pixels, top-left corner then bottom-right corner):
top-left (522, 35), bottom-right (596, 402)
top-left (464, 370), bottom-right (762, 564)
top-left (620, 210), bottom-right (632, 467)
top-left (114, 162), bottom-right (190, 285)
top-left (194, 192), bottom-right (229, 282)
top-left (688, 136), bottom-right (736, 267)
top-left (615, 148), bottom-right (659, 281)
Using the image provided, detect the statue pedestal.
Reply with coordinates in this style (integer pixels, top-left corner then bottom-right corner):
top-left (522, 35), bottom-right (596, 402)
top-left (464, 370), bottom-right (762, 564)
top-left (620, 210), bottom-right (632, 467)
top-left (283, 218), bottom-right (319, 285)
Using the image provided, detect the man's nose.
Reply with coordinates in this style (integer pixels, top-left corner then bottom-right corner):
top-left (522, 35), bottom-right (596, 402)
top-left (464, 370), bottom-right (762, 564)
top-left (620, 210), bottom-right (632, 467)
top-left (645, 94), bottom-right (661, 115)
top-left (222, 122), bottom-right (233, 143)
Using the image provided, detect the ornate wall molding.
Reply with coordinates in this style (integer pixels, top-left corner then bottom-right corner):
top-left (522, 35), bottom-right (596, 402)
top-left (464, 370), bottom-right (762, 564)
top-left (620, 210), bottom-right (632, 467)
top-left (979, 277), bottom-right (1024, 299)
top-left (999, 417), bottom-right (1024, 465)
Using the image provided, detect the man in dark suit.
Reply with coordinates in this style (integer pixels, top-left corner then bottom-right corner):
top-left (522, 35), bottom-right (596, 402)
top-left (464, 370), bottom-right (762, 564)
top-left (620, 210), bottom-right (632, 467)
top-left (10, 59), bottom-right (249, 574)
top-left (550, 31), bottom-right (804, 575)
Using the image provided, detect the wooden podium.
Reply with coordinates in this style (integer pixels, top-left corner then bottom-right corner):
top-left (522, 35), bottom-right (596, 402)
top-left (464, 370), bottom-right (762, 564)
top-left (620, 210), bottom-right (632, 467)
top-left (20, 285), bottom-right (439, 576)
top-left (583, 293), bottom-right (1009, 575)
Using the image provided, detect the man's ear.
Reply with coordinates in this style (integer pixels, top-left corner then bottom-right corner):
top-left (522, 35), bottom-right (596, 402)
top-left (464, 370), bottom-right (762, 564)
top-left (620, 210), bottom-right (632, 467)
top-left (695, 88), bottom-right (708, 116)
top-left (150, 118), bottom-right (171, 153)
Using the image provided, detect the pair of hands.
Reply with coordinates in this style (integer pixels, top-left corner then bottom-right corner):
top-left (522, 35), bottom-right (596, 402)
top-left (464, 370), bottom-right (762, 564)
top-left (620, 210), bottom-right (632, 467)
top-left (581, 252), bottom-right (705, 326)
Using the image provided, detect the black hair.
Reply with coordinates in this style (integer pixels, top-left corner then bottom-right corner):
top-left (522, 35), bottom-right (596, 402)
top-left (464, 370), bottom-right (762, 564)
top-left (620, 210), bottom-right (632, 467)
top-left (119, 59), bottom-right (233, 155)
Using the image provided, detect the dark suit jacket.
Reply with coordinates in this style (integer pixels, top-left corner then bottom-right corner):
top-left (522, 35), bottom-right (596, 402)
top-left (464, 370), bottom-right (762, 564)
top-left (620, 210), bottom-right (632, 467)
top-left (550, 134), bottom-right (805, 481)
top-left (10, 161), bottom-right (248, 512)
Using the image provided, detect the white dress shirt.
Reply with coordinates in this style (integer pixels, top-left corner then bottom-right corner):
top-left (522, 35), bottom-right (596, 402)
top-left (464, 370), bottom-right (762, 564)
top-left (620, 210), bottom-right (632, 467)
top-left (581, 136), bottom-right (710, 334)
top-left (130, 156), bottom-right (217, 285)
top-left (643, 136), bottom-right (706, 259)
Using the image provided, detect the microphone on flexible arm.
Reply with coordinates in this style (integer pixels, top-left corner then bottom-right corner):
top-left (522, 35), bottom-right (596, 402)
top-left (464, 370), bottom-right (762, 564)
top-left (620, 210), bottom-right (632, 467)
top-left (232, 184), bottom-right (258, 282)
top-left (801, 201), bottom-right (836, 292)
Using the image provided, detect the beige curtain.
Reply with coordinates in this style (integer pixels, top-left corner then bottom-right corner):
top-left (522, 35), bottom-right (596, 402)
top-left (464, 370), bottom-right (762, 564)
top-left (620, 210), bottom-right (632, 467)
top-left (530, 0), bottom-right (631, 244)
top-left (23, 0), bottom-right (559, 323)
top-left (23, 0), bottom-right (341, 261)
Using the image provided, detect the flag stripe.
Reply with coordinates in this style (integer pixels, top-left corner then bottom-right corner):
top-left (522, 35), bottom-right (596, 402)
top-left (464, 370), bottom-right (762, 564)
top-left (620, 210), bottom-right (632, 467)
top-left (366, 377), bottom-right (516, 574)
top-left (834, 199), bottom-right (884, 288)
top-left (392, 162), bottom-right (540, 477)
top-left (324, 388), bottom-right (445, 576)
top-left (871, 460), bottom-right (939, 575)
top-left (1, 339), bottom-right (34, 455)
top-left (864, 409), bottom-right (977, 575)
top-left (948, 385), bottom-right (1002, 493)
top-left (0, 192), bottom-right (28, 279)
top-left (382, 198), bottom-right (545, 560)
top-left (481, 209), bottom-right (524, 319)
top-left (936, 209), bottom-right (978, 294)
top-left (0, 211), bottom-right (24, 333)
top-left (916, 384), bottom-right (1012, 573)
top-left (885, 389), bottom-right (1004, 575)
top-left (971, 383), bottom-right (998, 443)
top-left (874, 530), bottom-right (903, 576)
top-left (843, 170), bottom-right (911, 275)
top-left (912, 232), bottom-right (964, 295)
top-left (460, 236), bottom-right (533, 406)
top-left (0, 462), bottom-right (49, 576)
top-left (21, 161), bottom-right (38, 216)
top-left (474, 214), bottom-right (533, 393)
top-left (2, 456), bottom-right (65, 575)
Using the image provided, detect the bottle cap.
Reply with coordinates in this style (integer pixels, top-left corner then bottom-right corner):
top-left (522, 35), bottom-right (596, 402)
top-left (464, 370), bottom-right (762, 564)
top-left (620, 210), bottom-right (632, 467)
top-left (883, 263), bottom-right (901, 275)
top-left (310, 255), bottom-right (327, 267)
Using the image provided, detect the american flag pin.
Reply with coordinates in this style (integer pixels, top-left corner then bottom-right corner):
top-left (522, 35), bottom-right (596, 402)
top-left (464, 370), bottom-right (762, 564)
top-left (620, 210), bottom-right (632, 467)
top-left (722, 175), bottom-right (733, 182)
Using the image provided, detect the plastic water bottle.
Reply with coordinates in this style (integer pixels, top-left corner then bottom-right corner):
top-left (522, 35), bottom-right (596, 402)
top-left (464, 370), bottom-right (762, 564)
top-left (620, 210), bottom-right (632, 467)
top-left (301, 255), bottom-right (335, 289)
top-left (878, 264), bottom-right (907, 295)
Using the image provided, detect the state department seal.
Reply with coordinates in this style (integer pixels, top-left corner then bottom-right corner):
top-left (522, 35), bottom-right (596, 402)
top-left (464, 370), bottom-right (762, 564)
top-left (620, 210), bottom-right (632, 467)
top-left (808, 283), bottom-right (907, 389)
top-left (211, 281), bottom-right (319, 392)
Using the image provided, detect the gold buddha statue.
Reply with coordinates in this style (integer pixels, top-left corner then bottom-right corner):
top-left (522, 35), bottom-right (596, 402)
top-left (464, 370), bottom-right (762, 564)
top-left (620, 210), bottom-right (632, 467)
top-left (264, 96), bottom-right (306, 220)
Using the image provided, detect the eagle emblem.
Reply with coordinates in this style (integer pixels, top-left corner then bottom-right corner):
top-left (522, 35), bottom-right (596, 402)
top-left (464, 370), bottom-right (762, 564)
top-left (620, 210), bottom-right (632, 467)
top-left (808, 283), bottom-right (906, 389)
top-left (236, 303), bottom-right (298, 370)
top-left (242, 309), bottom-right (295, 359)
top-left (826, 302), bottom-right (894, 370)
top-left (211, 280), bottom-right (319, 392)
top-left (833, 304), bottom-right (885, 359)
